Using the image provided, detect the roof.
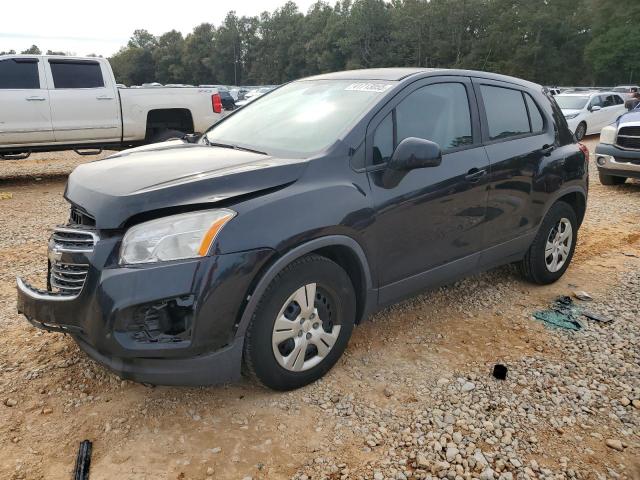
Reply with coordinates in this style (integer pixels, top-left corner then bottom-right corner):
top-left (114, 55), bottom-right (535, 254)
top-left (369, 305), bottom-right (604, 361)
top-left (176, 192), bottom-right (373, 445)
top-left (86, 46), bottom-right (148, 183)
top-left (0, 54), bottom-right (103, 62)
top-left (305, 68), bottom-right (443, 81)
top-left (302, 67), bottom-right (541, 89)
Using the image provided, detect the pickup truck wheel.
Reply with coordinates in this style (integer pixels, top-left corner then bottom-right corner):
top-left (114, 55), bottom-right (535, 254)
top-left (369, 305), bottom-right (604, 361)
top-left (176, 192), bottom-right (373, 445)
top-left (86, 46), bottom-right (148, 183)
top-left (149, 129), bottom-right (185, 143)
top-left (574, 122), bottom-right (586, 141)
top-left (243, 254), bottom-right (356, 391)
top-left (598, 172), bottom-right (626, 185)
top-left (518, 201), bottom-right (577, 285)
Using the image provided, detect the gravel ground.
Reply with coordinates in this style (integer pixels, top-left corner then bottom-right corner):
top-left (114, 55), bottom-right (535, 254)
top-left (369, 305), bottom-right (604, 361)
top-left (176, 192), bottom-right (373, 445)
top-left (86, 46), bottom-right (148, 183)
top-left (0, 150), bottom-right (113, 181)
top-left (0, 139), bottom-right (639, 480)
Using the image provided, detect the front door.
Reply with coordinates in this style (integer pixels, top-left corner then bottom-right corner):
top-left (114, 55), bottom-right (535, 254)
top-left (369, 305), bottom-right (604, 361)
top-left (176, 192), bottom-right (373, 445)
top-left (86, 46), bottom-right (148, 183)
top-left (365, 77), bottom-right (490, 304)
top-left (45, 58), bottom-right (121, 143)
top-left (587, 94), bottom-right (608, 133)
top-left (0, 57), bottom-right (54, 146)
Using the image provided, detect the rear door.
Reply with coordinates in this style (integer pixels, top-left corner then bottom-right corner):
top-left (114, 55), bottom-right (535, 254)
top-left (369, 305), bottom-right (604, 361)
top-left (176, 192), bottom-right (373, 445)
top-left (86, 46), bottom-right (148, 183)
top-left (365, 76), bottom-right (490, 302)
top-left (474, 79), bottom-right (562, 254)
top-left (0, 57), bottom-right (54, 145)
top-left (45, 58), bottom-right (121, 143)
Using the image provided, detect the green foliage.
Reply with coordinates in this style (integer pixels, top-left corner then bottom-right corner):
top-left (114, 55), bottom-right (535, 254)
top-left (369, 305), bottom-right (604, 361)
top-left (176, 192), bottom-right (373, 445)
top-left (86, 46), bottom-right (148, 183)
top-left (0, 0), bottom-right (611, 86)
top-left (584, 0), bottom-right (640, 84)
top-left (20, 45), bottom-right (41, 55)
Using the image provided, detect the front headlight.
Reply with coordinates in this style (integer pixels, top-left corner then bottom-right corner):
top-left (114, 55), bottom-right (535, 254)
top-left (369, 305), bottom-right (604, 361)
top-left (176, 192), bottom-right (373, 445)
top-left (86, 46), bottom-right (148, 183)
top-left (599, 125), bottom-right (617, 145)
top-left (564, 113), bottom-right (579, 120)
top-left (120, 209), bottom-right (236, 264)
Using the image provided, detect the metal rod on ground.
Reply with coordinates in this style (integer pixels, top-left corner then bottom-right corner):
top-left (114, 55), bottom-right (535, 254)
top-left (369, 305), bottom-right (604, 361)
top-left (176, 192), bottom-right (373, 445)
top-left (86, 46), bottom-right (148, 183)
top-left (73, 440), bottom-right (92, 480)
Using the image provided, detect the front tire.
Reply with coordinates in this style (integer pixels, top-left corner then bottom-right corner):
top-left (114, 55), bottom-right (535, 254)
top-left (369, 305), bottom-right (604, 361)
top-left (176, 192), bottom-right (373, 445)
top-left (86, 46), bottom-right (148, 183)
top-left (518, 201), bottom-right (578, 285)
top-left (574, 122), bottom-right (587, 141)
top-left (598, 172), bottom-right (626, 185)
top-left (243, 254), bottom-right (356, 391)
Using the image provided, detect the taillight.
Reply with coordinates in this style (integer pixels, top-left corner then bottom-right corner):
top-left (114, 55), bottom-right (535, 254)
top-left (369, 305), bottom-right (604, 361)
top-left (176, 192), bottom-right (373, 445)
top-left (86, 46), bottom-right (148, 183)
top-left (212, 93), bottom-right (222, 114)
top-left (578, 142), bottom-right (589, 163)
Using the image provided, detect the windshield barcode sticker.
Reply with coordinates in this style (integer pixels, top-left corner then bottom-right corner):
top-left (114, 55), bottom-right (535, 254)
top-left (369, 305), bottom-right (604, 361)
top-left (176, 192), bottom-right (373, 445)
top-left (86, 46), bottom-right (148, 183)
top-left (345, 83), bottom-right (394, 93)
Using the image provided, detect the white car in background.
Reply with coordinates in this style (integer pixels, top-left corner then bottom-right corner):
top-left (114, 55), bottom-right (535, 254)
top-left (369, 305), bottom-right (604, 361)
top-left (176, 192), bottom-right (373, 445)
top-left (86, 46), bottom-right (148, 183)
top-left (555, 91), bottom-right (626, 140)
top-left (235, 86), bottom-right (276, 107)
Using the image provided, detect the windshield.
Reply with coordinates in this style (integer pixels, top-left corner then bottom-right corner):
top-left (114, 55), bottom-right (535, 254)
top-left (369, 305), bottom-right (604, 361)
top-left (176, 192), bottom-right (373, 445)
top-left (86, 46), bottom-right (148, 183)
top-left (205, 79), bottom-right (394, 157)
top-left (555, 95), bottom-right (589, 110)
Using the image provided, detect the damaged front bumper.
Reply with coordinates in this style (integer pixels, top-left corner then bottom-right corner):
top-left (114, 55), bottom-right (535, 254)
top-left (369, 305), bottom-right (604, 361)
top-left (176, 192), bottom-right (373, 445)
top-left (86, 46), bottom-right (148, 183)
top-left (16, 226), bottom-right (273, 385)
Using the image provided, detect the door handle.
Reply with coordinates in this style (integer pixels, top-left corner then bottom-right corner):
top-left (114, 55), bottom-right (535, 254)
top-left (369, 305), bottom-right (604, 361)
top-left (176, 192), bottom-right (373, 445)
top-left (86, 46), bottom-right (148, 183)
top-left (26, 96), bottom-right (46, 101)
top-left (96, 95), bottom-right (114, 100)
top-left (541, 144), bottom-right (555, 156)
top-left (465, 168), bottom-right (487, 183)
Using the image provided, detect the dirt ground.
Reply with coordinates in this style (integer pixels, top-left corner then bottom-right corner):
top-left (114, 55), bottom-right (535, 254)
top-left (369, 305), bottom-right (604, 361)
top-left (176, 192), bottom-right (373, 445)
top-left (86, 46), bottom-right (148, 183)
top-left (0, 137), bottom-right (638, 480)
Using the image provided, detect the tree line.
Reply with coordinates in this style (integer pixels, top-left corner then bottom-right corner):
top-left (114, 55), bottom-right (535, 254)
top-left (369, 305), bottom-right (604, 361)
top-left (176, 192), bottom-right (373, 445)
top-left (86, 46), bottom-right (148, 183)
top-left (4, 0), bottom-right (638, 87)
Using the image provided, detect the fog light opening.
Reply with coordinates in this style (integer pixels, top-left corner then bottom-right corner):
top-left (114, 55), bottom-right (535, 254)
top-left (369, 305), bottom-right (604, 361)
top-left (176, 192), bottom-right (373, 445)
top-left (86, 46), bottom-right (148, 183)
top-left (596, 156), bottom-right (606, 166)
top-left (124, 295), bottom-right (195, 344)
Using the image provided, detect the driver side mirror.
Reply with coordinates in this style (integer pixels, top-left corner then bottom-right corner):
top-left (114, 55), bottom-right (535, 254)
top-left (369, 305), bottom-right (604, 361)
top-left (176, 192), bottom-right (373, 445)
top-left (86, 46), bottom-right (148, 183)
top-left (589, 105), bottom-right (601, 112)
top-left (388, 137), bottom-right (442, 171)
top-left (382, 137), bottom-right (442, 188)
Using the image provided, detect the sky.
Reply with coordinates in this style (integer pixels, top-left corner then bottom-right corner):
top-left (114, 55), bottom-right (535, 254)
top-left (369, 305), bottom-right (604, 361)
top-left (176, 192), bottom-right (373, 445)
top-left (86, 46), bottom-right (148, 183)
top-left (1, 0), bottom-right (318, 57)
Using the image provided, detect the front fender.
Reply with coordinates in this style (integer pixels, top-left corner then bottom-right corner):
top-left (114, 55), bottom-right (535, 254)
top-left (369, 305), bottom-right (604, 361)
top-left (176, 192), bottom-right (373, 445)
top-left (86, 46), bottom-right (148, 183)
top-left (233, 235), bottom-right (375, 339)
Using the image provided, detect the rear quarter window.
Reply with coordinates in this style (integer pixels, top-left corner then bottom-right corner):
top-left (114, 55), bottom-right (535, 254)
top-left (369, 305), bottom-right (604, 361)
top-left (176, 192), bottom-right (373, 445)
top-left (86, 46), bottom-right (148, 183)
top-left (524, 94), bottom-right (544, 132)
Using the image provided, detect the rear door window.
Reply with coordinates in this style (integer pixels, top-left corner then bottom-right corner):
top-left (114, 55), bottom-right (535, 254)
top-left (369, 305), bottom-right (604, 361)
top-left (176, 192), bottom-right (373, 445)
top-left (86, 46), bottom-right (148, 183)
top-left (480, 85), bottom-right (530, 140)
top-left (0, 59), bottom-right (40, 89)
top-left (49, 60), bottom-right (104, 88)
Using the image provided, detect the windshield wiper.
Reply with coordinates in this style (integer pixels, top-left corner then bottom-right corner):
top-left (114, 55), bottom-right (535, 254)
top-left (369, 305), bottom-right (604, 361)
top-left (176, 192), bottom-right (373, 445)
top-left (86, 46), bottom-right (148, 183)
top-left (207, 141), bottom-right (268, 156)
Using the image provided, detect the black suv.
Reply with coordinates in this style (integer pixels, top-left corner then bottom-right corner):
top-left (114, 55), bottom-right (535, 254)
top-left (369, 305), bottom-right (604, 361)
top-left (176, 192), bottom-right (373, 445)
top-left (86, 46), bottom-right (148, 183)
top-left (17, 69), bottom-right (588, 391)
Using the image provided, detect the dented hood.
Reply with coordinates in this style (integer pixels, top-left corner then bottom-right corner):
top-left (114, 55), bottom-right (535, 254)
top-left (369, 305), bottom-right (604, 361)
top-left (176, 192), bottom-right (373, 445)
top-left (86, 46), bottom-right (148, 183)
top-left (65, 142), bottom-right (307, 228)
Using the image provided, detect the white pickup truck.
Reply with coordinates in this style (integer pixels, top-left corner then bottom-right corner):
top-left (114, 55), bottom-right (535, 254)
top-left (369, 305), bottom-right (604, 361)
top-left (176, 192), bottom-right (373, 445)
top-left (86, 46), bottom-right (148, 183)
top-left (0, 55), bottom-right (225, 158)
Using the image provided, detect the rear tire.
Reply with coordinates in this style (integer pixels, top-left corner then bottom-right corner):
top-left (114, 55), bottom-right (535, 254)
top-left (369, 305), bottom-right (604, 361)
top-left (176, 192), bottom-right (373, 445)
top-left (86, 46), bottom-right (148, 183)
top-left (518, 201), bottom-right (578, 285)
top-left (574, 122), bottom-right (587, 141)
top-left (149, 129), bottom-right (185, 143)
top-left (598, 172), bottom-right (626, 185)
top-left (243, 254), bottom-right (356, 391)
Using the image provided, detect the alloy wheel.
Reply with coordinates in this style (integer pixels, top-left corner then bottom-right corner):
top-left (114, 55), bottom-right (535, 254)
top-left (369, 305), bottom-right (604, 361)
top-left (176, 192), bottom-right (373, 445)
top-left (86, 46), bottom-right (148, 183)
top-left (545, 218), bottom-right (573, 273)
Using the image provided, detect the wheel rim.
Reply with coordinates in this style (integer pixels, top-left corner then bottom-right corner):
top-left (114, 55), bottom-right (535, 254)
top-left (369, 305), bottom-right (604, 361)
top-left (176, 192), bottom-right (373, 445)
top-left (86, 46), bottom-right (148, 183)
top-left (576, 124), bottom-right (585, 139)
top-left (271, 283), bottom-right (341, 372)
top-left (545, 218), bottom-right (573, 273)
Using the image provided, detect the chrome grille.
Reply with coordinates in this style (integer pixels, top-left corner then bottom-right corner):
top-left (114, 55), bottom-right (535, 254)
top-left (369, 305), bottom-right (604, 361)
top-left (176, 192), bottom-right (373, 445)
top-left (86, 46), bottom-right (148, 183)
top-left (46, 227), bottom-right (98, 298)
top-left (51, 228), bottom-right (97, 252)
top-left (49, 263), bottom-right (89, 296)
